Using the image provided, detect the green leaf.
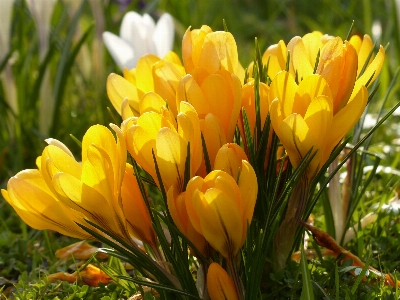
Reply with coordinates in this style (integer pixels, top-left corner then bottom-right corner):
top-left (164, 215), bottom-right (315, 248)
top-left (300, 247), bottom-right (314, 300)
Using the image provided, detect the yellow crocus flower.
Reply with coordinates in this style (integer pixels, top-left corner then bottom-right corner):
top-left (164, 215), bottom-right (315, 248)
top-left (182, 25), bottom-right (244, 81)
top-left (269, 71), bottom-right (368, 178)
top-left (1, 169), bottom-right (92, 240)
top-left (207, 262), bottom-right (239, 300)
top-left (107, 51), bottom-right (185, 118)
top-left (316, 36), bottom-right (385, 115)
top-left (167, 185), bottom-right (209, 257)
top-left (37, 124), bottom-right (155, 247)
top-left (124, 94), bottom-right (202, 193)
top-left (185, 161), bottom-right (257, 260)
top-left (176, 69), bottom-right (242, 172)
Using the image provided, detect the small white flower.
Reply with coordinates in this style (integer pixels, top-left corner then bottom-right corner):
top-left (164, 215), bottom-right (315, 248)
top-left (103, 12), bottom-right (174, 70)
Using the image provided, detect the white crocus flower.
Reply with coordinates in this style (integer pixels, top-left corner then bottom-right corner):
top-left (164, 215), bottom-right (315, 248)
top-left (103, 12), bottom-right (174, 70)
top-left (0, 0), bottom-right (15, 63)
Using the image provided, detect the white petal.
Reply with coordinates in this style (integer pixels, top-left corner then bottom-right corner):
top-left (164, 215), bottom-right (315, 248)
top-left (142, 14), bottom-right (156, 53)
top-left (120, 11), bottom-right (142, 45)
top-left (153, 13), bottom-right (174, 58)
top-left (103, 31), bottom-right (136, 69)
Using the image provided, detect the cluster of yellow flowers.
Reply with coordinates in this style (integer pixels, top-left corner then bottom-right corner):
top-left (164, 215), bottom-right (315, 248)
top-left (1, 26), bottom-right (385, 299)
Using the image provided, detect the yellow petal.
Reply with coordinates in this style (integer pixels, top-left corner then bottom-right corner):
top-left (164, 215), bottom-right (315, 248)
top-left (121, 98), bottom-right (135, 120)
top-left (167, 185), bottom-right (208, 257)
top-left (262, 40), bottom-right (287, 80)
top-left (177, 101), bottom-right (202, 177)
top-left (194, 187), bottom-right (243, 259)
top-left (201, 114), bottom-right (227, 168)
top-left (279, 114), bottom-right (321, 177)
top-left (237, 160), bottom-right (257, 243)
top-left (287, 36), bottom-right (314, 80)
top-left (355, 45), bottom-right (385, 89)
top-left (199, 31), bottom-right (239, 75)
top-left (107, 73), bottom-right (140, 116)
top-left (269, 71), bottom-right (298, 118)
top-left (139, 92), bottom-right (167, 114)
top-left (153, 59), bottom-right (186, 116)
top-left (156, 127), bottom-right (187, 192)
top-left (356, 34), bottom-right (374, 77)
top-left (294, 75), bottom-right (332, 116)
top-left (302, 32), bottom-right (323, 68)
top-left (163, 51), bottom-right (183, 65)
top-left (182, 26), bottom-right (212, 73)
top-left (135, 54), bottom-right (160, 93)
top-left (325, 85), bottom-right (368, 161)
top-left (3, 171), bottom-right (90, 239)
top-left (303, 95), bottom-right (333, 152)
top-left (214, 143), bottom-right (248, 180)
top-left (207, 262), bottom-right (239, 300)
top-left (177, 74), bottom-right (209, 119)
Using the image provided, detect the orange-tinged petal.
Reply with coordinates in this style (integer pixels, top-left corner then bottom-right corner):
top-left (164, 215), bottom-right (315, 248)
top-left (332, 41), bottom-right (358, 114)
top-left (107, 73), bottom-right (140, 116)
top-left (167, 185), bottom-right (208, 257)
top-left (207, 262), bottom-right (239, 300)
top-left (201, 114), bottom-right (227, 169)
top-left (201, 74), bottom-right (234, 138)
top-left (185, 176), bottom-right (206, 234)
top-left (194, 187), bottom-right (243, 259)
top-left (135, 54), bottom-right (160, 93)
top-left (268, 71), bottom-right (298, 118)
top-left (237, 160), bottom-right (258, 238)
top-left (55, 241), bottom-right (108, 260)
top-left (177, 74), bottom-right (209, 119)
top-left (199, 31), bottom-right (239, 75)
top-left (214, 143), bottom-right (248, 180)
top-left (48, 264), bottom-right (112, 287)
top-left (156, 127), bottom-right (187, 192)
top-left (182, 26), bottom-right (212, 73)
top-left (122, 163), bottom-right (156, 246)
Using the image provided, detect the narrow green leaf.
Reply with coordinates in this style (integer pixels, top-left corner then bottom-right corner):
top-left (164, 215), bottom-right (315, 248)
top-left (300, 246), bottom-right (314, 300)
